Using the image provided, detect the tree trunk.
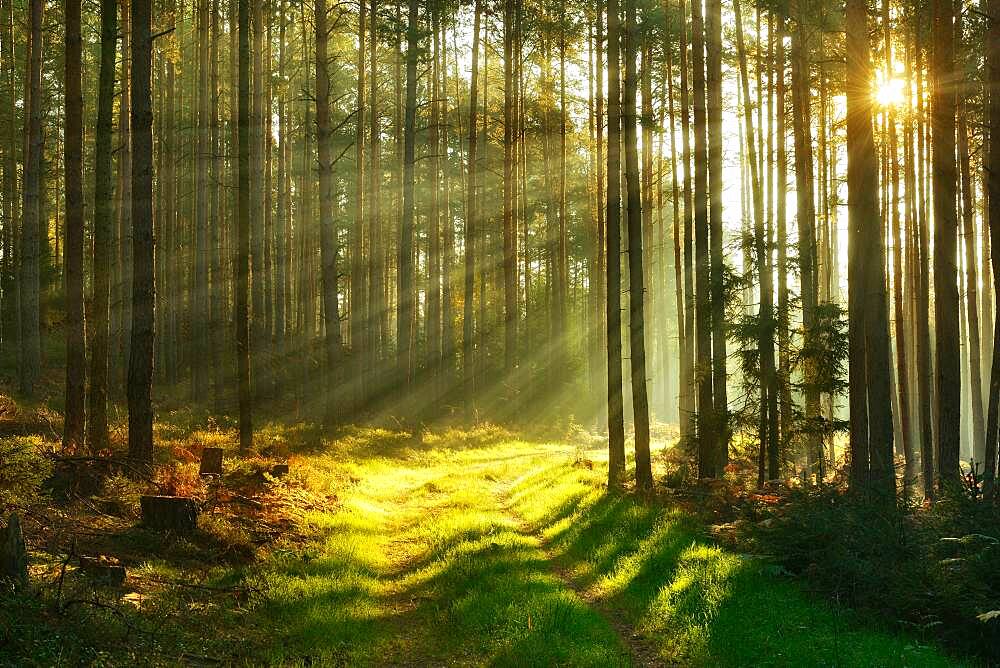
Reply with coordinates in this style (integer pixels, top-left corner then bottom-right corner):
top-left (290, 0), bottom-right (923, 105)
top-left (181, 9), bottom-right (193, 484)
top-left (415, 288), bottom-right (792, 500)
top-left (623, 0), bottom-right (652, 491)
top-left (986, 0), bottom-right (1000, 494)
top-left (606, 0), bottom-right (626, 488)
top-left (316, 0), bottom-right (342, 423)
top-left (128, 0), bottom-right (154, 465)
top-left (18, 0), bottom-right (43, 397)
top-left (690, 0), bottom-right (715, 477)
top-left (236, 0), bottom-right (252, 451)
top-left (464, 0), bottom-right (482, 408)
top-left (932, 0), bottom-right (961, 488)
top-left (88, 0), bottom-right (117, 452)
top-left (63, 0), bottom-right (86, 450)
top-left (846, 0), bottom-right (894, 498)
top-left (398, 0), bottom-right (418, 391)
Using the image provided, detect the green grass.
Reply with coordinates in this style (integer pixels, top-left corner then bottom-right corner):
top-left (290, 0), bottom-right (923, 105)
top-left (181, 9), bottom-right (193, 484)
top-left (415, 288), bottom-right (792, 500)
top-left (1, 424), bottom-right (970, 666)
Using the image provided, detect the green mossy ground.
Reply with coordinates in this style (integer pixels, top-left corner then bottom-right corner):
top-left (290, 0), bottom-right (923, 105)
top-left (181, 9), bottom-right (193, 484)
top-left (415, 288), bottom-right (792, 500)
top-left (0, 422), bottom-right (967, 666)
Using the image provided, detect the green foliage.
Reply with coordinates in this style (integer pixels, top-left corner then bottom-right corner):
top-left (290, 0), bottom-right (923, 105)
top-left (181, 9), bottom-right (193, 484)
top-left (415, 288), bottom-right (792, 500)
top-left (0, 436), bottom-right (52, 509)
top-left (746, 486), bottom-right (1000, 661)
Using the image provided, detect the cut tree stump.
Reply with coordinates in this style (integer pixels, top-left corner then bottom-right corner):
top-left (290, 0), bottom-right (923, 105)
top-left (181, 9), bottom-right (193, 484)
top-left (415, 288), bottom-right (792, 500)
top-left (0, 513), bottom-right (29, 589)
top-left (199, 447), bottom-right (224, 476)
top-left (269, 463), bottom-right (289, 478)
top-left (140, 496), bottom-right (199, 533)
top-left (78, 556), bottom-right (126, 586)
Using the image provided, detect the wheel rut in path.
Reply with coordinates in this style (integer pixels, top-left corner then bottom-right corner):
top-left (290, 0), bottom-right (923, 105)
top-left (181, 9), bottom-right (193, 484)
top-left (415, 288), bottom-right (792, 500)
top-left (499, 491), bottom-right (676, 668)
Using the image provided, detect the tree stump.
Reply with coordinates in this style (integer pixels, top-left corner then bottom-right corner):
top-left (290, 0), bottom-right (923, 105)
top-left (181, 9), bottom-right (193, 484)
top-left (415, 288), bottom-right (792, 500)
top-left (269, 463), bottom-right (289, 478)
top-left (140, 496), bottom-right (199, 533)
top-left (0, 513), bottom-right (29, 589)
top-left (78, 555), bottom-right (126, 586)
top-left (199, 447), bottom-right (224, 476)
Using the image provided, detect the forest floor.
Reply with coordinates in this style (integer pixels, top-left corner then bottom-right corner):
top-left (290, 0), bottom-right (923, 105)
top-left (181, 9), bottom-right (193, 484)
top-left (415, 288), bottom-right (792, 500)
top-left (1, 419), bottom-right (971, 666)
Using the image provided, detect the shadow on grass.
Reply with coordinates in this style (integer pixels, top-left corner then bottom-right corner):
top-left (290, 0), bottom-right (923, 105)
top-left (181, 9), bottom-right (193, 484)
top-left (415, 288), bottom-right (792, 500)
top-left (509, 464), bottom-right (965, 668)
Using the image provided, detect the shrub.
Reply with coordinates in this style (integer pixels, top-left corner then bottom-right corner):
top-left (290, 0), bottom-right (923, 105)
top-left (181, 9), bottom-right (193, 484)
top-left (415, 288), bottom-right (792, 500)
top-left (0, 436), bottom-right (52, 509)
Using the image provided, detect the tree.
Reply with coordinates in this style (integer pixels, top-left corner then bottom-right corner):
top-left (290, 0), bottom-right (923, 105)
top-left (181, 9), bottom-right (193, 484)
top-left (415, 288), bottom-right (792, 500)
top-left (236, 0), bottom-right (252, 451)
top-left (986, 0), bottom-right (1000, 495)
top-left (63, 0), bottom-right (86, 450)
top-left (845, 0), bottom-right (894, 498)
top-left (88, 0), bottom-right (118, 453)
top-left (398, 0), bottom-right (418, 391)
top-left (128, 0), bottom-right (155, 464)
top-left (316, 0), bottom-right (341, 422)
top-left (624, 0), bottom-right (652, 491)
top-left (932, 0), bottom-right (961, 488)
top-left (18, 0), bottom-right (43, 397)
top-left (606, 0), bottom-right (626, 488)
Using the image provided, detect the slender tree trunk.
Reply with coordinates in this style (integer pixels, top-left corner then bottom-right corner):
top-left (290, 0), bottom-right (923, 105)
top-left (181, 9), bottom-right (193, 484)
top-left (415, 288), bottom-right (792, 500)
top-left (128, 0), bottom-right (154, 464)
top-left (88, 0), bottom-right (117, 452)
top-left (316, 0), bottom-right (342, 422)
top-left (846, 0), bottom-right (894, 498)
top-left (18, 0), bottom-right (43, 397)
top-left (398, 0), bottom-right (418, 390)
top-left (352, 0), bottom-right (367, 407)
top-left (623, 0), bottom-right (652, 491)
top-left (986, 0), bottom-right (1000, 494)
top-left (63, 0), bottom-right (86, 449)
top-left (932, 0), bottom-right (961, 488)
top-left (690, 0), bottom-right (715, 477)
top-left (706, 0), bottom-right (727, 470)
top-left (502, 0), bottom-right (516, 373)
top-left (464, 0), bottom-right (481, 408)
top-left (606, 0), bottom-right (626, 487)
top-left (236, 0), bottom-right (252, 450)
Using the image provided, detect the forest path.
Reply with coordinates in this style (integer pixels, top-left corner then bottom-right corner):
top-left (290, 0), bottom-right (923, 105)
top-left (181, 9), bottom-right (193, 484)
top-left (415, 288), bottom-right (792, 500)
top-left (243, 428), bottom-right (964, 667)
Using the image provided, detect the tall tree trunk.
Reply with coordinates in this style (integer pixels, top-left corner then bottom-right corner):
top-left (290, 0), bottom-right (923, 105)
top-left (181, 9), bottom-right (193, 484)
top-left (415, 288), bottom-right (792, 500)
top-left (194, 0), bottom-right (210, 401)
top-left (706, 0), bottom-right (727, 470)
top-left (236, 0), bottom-right (252, 450)
top-left (606, 0), bottom-right (626, 487)
top-left (128, 0), bottom-right (154, 464)
top-left (959, 107), bottom-right (985, 466)
top-left (932, 0), bottom-right (961, 488)
top-left (88, 0), bottom-right (117, 452)
top-left (734, 0), bottom-right (775, 485)
top-left (624, 0), bottom-right (652, 491)
top-left (352, 0), bottom-right (367, 407)
top-left (18, 0), bottom-right (43, 397)
top-left (502, 0), bottom-right (516, 373)
top-left (690, 0), bottom-right (715, 477)
top-left (316, 0), bottom-right (342, 422)
top-left (398, 0), bottom-right (418, 390)
top-left (986, 0), bottom-right (1000, 494)
top-left (63, 0), bottom-right (86, 449)
top-left (463, 0), bottom-right (482, 408)
top-left (846, 0), bottom-right (894, 498)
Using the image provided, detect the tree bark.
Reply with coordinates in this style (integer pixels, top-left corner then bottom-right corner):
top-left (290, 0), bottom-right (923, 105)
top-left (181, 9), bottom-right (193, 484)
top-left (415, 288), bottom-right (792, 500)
top-left (18, 0), bottom-right (43, 397)
top-left (606, 0), bottom-right (626, 488)
top-left (932, 0), bottom-right (961, 488)
top-left (63, 0), bottom-right (86, 450)
top-left (128, 0), bottom-right (155, 465)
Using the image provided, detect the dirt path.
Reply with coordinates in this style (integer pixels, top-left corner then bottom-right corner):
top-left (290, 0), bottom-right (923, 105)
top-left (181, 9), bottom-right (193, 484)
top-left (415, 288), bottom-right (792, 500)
top-left (499, 491), bottom-right (673, 668)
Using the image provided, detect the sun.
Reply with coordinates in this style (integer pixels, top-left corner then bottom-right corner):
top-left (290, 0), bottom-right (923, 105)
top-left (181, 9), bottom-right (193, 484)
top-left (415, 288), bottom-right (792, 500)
top-left (875, 76), bottom-right (905, 108)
